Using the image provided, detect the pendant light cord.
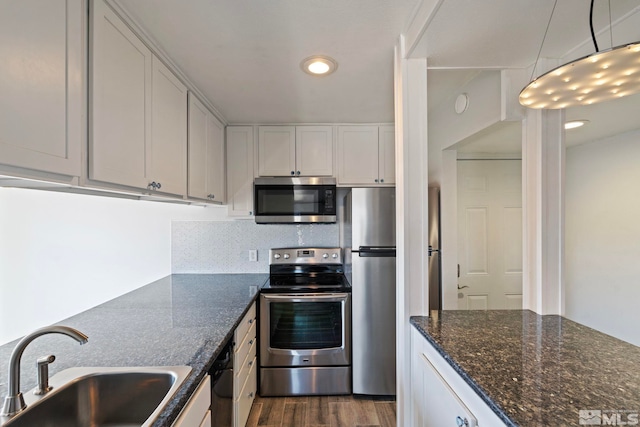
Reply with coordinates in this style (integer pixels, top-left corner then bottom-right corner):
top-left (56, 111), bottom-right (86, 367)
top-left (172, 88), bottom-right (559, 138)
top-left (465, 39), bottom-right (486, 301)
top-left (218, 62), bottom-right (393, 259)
top-left (529, 0), bottom-right (559, 83)
top-left (590, 0), bottom-right (599, 52)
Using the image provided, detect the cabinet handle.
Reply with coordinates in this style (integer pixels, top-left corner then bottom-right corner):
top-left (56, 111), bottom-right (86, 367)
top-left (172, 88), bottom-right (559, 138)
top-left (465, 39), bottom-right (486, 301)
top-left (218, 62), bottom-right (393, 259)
top-left (248, 392), bottom-right (254, 399)
top-left (249, 211), bottom-right (253, 216)
top-left (147, 181), bottom-right (162, 191)
top-left (456, 416), bottom-right (469, 427)
top-left (296, 170), bottom-right (301, 176)
top-left (290, 171), bottom-right (295, 175)
top-left (249, 339), bottom-right (254, 345)
top-left (248, 360), bottom-right (253, 366)
top-left (248, 318), bottom-right (254, 324)
top-left (380, 179), bottom-right (384, 183)
top-left (374, 179), bottom-right (379, 183)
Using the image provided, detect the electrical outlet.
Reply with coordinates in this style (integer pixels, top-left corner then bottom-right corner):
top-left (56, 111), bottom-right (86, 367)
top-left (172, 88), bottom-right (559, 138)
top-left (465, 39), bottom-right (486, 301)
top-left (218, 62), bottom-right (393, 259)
top-left (249, 249), bottom-right (258, 262)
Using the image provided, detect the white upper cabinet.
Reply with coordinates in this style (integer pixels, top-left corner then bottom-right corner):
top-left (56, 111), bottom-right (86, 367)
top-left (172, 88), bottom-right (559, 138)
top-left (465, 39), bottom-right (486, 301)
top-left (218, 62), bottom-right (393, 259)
top-left (295, 126), bottom-right (334, 176)
top-left (337, 125), bottom-right (395, 186)
top-left (188, 93), bottom-right (225, 203)
top-left (226, 126), bottom-right (254, 217)
top-left (151, 56), bottom-right (187, 196)
top-left (90, 0), bottom-right (187, 196)
top-left (258, 126), bottom-right (333, 177)
top-left (378, 125), bottom-right (396, 185)
top-left (0, 0), bottom-right (82, 179)
top-left (90, 0), bottom-right (152, 189)
top-left (257, 126), bottom-right (296, 176)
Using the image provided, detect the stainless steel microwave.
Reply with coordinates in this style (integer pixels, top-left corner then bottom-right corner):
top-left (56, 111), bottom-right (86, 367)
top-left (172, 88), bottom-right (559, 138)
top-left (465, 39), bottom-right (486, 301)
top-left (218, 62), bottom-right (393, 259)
top-left (254, 177), bottom-right (336, 224)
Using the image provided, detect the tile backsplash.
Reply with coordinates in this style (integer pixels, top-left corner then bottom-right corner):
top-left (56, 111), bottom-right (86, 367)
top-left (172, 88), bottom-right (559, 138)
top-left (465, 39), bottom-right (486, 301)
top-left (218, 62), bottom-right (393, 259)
top-left (171, 220), bottom-right (339, 273)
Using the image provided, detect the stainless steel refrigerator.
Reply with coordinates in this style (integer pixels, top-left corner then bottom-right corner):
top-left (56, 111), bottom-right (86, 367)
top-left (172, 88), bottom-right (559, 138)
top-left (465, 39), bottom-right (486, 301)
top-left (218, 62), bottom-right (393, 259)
top-left (341, 188), bottom-right (396, 396)
top-left (428, 187), bottom-right (442, 311)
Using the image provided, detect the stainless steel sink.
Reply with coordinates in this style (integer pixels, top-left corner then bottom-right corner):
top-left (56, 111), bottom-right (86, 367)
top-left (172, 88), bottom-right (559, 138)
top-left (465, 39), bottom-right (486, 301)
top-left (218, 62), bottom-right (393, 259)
top-left (1, 366), bottom-right (192, 427)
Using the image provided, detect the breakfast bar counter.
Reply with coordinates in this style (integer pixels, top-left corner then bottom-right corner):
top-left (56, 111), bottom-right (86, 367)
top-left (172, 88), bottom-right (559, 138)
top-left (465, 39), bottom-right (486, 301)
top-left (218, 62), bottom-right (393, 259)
top-left (411, 310), bottom-right (640, 426)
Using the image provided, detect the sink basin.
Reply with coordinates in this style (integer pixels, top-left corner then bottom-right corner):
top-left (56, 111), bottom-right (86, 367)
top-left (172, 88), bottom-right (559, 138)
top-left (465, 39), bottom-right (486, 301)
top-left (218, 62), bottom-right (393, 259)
top-left (1, 366), bottom-right (192, 427)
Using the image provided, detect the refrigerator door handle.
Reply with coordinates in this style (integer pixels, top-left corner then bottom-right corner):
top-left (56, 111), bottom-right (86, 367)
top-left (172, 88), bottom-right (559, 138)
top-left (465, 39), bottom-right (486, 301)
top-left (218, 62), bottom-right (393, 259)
top-left (352, 246), bottom-right (396, 257)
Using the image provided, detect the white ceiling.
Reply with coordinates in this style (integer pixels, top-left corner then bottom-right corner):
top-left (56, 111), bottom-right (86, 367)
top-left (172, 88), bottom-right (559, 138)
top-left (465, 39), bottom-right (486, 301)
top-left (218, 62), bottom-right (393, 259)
top-left (114, 0), bottom-right (640, 146)
top-left (115, 0), bottom-right (419, 124)
top-left (422, 0), bottom-right (640, 153)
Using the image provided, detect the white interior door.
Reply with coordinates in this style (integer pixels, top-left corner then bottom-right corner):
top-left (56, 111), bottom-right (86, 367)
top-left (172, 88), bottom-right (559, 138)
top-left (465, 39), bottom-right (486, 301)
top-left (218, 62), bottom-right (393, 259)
top-left (457, 160), bottom-right (522, 310)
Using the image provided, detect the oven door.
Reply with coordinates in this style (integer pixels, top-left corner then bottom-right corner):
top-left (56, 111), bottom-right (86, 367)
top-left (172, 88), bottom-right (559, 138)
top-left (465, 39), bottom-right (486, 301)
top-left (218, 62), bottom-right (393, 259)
top-left (260, 293), bottom-right (351, 367)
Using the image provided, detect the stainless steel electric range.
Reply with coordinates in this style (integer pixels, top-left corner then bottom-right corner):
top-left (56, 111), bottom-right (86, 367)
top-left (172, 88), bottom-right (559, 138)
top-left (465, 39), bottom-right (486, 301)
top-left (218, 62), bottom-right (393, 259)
top-left (259, 247), bottom-right (351, 396)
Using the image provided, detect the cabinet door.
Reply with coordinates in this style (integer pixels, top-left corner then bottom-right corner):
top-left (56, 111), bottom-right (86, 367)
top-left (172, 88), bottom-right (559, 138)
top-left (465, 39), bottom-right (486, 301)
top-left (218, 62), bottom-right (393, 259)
top-left (172, 375), bottom-right (211, 427)
top-left (188, 94), bottom-right (225, 202)
top-left (150, 56), bottom-right (187, 196)
top-left (207, 113), bottom-right (226, 203)
top-left (188, 94), bottom-right (208, 200)
top-left (258, 126), bottom-right (295, 176)
top-left (90, 0), bottom-right (152, 189)
top-left (296, 126), bottom-right (333, 176)
top-left (417, 351), bottom-right (478, 427)
top-left (0, 0), bottom-right (82, 178)
top-left (226, 126), bottom-right (254, 216)
top-left (378, 126), bottom-right (395, 185)
top-left (337, 126), bottom-right (379, 185)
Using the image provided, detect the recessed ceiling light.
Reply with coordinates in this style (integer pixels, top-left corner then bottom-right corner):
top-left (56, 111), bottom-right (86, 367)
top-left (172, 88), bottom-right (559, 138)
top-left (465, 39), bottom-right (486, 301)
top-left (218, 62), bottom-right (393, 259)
top-left (301, 56), bottom-right (338, 76)
top-left (564, 120), bottom-right (590, 130)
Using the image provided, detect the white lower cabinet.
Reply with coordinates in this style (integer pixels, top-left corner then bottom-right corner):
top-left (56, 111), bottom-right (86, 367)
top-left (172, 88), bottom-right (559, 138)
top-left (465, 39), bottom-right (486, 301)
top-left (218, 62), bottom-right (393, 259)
top-left (411, 327), bottom-right (506, 427)
top-left (172, 375), bottom-right (211, 427)
top-left (233, 303), bottom-right (257, 427)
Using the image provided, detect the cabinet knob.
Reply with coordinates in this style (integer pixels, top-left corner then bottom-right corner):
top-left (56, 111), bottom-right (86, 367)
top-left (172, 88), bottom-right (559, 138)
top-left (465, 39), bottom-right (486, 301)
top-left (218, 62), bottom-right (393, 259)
top-left (249, 318), bottom-right (254, 324)
top-left (296, 170), bottom-right (301, 176)
top-left (248, 392), bottom-right (255, 399)
top-left (290, 171), bottom-right (295, 175)
top-left (380, 179), bottom-right (384, 183)
top-left (147, 181), bottom-right (161, 191)
top-left (456, 416), bottom-right (469, 427)
top-left (374, 179), bottom-right (379, 183)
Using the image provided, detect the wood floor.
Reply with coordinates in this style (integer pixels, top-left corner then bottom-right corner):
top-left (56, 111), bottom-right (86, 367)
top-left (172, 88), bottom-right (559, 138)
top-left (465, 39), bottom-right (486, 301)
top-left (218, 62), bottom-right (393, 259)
top-left (246, 395), bottom-right (397, 427)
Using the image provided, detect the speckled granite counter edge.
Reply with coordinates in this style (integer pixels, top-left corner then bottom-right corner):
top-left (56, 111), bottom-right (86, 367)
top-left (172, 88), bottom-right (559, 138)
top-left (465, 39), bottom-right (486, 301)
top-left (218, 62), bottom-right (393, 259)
top-left (151, 309), bottom-right (248, 427)
top-left (152, 288), bottom-right (259, 427)
top-left (410, 316), bottom-right (519, 427)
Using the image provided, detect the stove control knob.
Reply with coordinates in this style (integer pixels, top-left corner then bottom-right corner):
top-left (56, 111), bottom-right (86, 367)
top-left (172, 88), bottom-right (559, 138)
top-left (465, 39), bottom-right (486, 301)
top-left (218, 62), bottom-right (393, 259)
top-left (332, 253), bottom-right (339, 259)
top-left (274, 253), bottom-right (281, 259)
top-left (283, 253), bottom-right (290, 259)
top-left (322, 253), bottom-right (329, 259)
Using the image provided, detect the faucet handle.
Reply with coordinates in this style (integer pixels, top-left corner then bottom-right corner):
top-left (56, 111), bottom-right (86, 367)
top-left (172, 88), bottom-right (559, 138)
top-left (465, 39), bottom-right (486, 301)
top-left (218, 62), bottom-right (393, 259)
top-left (34, 355), bottom-right (55, 396)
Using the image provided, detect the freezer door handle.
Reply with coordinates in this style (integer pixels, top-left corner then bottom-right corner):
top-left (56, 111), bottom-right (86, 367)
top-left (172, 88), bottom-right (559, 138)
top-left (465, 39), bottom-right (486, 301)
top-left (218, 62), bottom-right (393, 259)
top-left (352, 246), bottom-right (396, 257)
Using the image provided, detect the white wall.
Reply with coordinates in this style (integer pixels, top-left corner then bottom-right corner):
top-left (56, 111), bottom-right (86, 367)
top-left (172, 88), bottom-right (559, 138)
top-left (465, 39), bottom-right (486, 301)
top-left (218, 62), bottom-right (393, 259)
top-left (565, 129), bottom-right (640, 346)
top-left (0, 188), bottom-right (227, 345)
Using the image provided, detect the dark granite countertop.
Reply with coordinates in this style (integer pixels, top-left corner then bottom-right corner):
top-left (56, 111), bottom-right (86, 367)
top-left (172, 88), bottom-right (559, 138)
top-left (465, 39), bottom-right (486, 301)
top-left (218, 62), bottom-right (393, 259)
top-left (0, 273), bottom-right (267, 427)
top-left (411, 311), bottom-right (640, 427)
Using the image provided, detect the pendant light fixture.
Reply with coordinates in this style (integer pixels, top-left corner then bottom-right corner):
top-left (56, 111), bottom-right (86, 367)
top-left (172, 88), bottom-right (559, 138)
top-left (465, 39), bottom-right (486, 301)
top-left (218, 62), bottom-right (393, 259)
top-left (519, 0), bottom-right (640, 109)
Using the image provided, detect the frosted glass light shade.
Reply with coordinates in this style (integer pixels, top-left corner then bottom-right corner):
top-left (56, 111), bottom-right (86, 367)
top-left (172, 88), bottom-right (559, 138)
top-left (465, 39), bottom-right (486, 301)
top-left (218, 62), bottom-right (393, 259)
top-left (520, 42), bottom-right (640, 109)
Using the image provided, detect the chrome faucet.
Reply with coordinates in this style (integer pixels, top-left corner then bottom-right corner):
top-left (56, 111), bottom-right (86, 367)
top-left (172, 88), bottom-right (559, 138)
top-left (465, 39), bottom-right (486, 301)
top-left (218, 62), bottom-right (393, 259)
top-left (1, 325), bottom-right (88, 417)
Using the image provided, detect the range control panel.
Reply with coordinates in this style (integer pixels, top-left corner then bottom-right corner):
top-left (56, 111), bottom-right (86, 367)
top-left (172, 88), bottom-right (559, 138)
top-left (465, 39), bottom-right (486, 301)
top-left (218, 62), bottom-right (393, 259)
top-left (269, 247), bottom-right (342, 265)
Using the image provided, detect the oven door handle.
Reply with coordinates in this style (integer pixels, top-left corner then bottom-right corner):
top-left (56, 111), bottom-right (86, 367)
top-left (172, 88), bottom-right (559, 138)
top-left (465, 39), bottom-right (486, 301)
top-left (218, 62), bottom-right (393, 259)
top-left (261, 293), bottom-right (349, 301)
